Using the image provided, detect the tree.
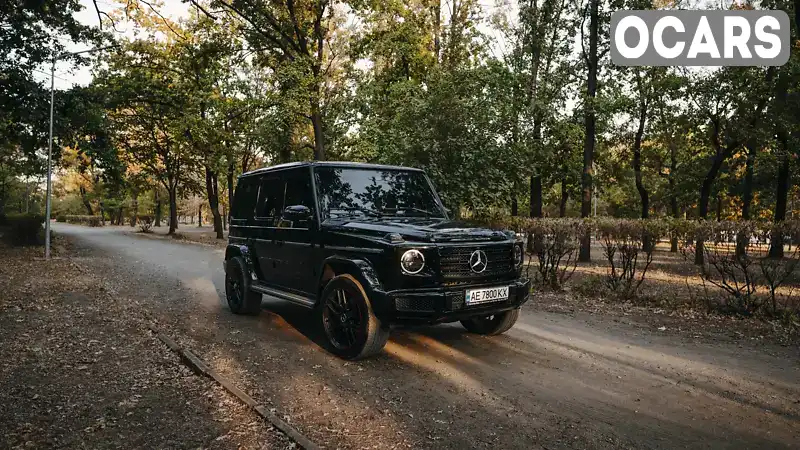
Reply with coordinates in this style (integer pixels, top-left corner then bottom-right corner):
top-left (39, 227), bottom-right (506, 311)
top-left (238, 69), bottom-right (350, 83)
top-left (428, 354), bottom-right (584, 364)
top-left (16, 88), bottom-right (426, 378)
top-left (101, 40), bottom-right (199, 234)
top-left (208, 0), bottom-right (338, 160)
top-left (578, 0), bottom-right (605, 261)
top-left (689, 66), bottom-right (775, 263)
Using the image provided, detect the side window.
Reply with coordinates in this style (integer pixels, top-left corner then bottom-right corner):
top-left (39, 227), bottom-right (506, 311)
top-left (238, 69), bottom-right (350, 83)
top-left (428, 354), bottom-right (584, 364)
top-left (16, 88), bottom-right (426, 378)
top-left (255, 176), bottom-right (284, 221)
top-left (283, 173), bottom-right (314, 210)
top-left (279, 172), bottom-right (314, 229)
top-left (231, 178), bottom-right (257, 220)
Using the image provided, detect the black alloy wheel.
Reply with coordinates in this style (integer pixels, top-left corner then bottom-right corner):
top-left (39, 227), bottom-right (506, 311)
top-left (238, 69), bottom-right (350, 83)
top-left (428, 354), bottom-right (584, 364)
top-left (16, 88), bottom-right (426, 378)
top-left (225, 256), bottom-right (262, 315)
top-left (319, 274), bottom-right (389, 359)
top-left (322, 287), bottom-right (363, 350)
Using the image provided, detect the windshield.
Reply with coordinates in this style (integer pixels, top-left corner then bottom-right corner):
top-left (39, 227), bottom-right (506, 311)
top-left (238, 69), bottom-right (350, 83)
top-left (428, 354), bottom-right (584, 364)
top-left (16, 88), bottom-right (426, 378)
top-left (314, 167), bottom-right (446, 219)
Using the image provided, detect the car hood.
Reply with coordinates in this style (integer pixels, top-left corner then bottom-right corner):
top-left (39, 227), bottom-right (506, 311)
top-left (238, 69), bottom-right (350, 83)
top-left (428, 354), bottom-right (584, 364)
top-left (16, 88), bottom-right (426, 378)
top-left (323, 218), bottom-right (510, 243)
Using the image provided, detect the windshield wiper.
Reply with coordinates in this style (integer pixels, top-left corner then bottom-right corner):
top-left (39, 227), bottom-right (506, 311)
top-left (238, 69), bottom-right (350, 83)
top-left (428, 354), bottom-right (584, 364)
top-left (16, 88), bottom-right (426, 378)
top-left (381, 207), bottom-right (443, 218)
top-left (329, 207), bottom-right (383, 218)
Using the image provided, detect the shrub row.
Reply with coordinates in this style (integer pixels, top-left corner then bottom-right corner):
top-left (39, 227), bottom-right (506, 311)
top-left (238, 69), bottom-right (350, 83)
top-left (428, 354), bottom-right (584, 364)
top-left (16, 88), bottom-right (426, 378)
top-left (473, 214), bottom-right (800, 322)
top-left (0, 214), bottom-right (45, 246)
top-left (64, 215), bottom-right (103, 227)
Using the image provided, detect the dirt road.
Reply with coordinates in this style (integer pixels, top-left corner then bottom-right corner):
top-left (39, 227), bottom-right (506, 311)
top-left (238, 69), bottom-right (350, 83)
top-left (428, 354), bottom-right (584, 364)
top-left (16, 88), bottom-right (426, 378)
top-left (54, 223), bottom-right (800, 449)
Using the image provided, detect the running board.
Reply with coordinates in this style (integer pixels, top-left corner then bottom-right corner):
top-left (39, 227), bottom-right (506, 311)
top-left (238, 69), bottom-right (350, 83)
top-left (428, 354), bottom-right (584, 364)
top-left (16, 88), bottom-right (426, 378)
top-left (250, 284), bottom-right (315, 308)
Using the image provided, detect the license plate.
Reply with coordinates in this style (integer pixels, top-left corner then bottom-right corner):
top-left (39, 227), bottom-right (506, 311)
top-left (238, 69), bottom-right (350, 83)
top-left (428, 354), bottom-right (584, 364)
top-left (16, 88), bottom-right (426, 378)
top-left (465, 286), bottom-right (509, 306)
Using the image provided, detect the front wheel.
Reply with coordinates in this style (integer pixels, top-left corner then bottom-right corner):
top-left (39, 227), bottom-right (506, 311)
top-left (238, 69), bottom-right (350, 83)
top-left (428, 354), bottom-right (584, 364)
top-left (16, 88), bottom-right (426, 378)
top-left (461, 309), bottom-right (520, 335)
top-left (320, 274), bottom-right (389, 360)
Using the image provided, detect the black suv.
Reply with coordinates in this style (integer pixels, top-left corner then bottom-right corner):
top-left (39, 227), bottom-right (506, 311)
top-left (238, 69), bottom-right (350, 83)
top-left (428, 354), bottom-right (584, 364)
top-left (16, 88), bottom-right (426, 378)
top-left (224, 162), bottom-right (530, 359)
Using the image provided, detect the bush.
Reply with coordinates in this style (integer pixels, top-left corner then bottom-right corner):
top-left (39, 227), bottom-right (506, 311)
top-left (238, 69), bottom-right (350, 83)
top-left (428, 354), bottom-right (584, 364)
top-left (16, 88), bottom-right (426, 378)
top-left (55, 214), bottom-right (67, 223)
top-left (472, 214), bottom-right (587, 290)
top-left (3, 214), bottom-right (45, 246)
top-left (523, 218), bottom-right (587, 290)
top-left (678, 220), bottom-right (800, 318)
top-left (473, 213), bottom-right (800, 323)
top-left (65, 215), bottom-right (103, 227)
top-left (596, 218), bottom-right (667, 299)
top-left (138, 215), bottom-right (153, 233)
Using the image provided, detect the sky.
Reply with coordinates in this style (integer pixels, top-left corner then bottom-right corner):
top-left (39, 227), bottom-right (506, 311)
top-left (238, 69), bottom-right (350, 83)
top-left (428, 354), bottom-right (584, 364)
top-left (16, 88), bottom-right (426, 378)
top-left (36, 0), bottom-right (518, 90)
top-left (33, 0), bottom-right (190, 90)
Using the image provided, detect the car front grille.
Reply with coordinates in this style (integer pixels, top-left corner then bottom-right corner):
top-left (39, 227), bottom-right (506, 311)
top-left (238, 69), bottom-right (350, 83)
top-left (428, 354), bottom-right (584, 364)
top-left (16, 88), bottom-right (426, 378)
top-left (438, 244), bottom-right (514, 283)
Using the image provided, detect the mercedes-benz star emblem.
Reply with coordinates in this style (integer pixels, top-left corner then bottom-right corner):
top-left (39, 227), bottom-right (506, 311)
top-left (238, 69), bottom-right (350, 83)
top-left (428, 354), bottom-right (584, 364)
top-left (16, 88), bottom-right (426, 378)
top-left (469, 250), bottom-right (488, 273)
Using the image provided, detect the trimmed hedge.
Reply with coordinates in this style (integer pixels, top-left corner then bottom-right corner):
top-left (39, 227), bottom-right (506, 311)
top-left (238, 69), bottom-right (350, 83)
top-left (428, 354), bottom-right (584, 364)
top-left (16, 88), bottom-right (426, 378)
top-left (2, 214), bottom-right (45, 246)
top-left (472, 215), bottom-right (800, 320)
top-left (65, 215), bottom-right (103, 227)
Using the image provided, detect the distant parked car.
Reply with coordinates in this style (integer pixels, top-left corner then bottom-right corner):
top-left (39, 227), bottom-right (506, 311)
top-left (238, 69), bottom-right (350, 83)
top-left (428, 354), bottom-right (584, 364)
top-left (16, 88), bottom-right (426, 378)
top-left (223, 162), bottom-right (530, 359)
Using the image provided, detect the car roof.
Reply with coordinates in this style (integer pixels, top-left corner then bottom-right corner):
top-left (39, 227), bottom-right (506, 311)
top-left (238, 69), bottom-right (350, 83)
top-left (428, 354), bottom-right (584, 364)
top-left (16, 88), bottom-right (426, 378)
top-left (239, 161), bottom-right (424, 179)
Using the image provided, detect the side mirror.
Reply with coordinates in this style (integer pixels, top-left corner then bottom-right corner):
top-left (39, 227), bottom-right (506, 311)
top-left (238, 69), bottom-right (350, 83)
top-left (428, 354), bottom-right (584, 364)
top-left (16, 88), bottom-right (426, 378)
top-left (283, 205), bottom-right (312, 221)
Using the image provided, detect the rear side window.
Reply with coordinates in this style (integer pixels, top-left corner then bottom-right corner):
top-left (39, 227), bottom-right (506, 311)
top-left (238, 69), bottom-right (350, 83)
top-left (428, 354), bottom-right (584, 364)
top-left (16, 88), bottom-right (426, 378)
top-left (283, 172), bottom-right (314, 211)
top-left (256, 176), bottom-right (284, 219)
top-left (231, 178), bottom-right (258, 220)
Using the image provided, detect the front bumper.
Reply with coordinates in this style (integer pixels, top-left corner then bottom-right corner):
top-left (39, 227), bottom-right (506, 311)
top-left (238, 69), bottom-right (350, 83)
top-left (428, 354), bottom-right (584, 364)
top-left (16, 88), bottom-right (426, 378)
top-left (371, 278), bottom-right (531, 325)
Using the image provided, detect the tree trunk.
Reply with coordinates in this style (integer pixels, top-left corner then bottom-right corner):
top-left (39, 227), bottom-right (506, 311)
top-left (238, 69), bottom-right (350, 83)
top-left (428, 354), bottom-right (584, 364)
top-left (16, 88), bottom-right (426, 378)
top-left (433, 0), bottom-right (441, 60)
top-left (737, 141), bottom-right (756, 256)
top-left (205, 165), bottom-right (224, 239)
top-left (279, 142), bottom-right (292, 163)
top-left (716, 193), bottom-right (723, 221)
top-left (79, 185), bottom-right (94, 215)
top-left (154, 189), bottom-right (162, 227)
top-left (198, 204), bottom-right (203, 227)
top-left (769, 141), bottom-right (790, 258)
top-left (580, 0), bottom-right (599, 263)
top-left (168, 188), bottom-right (178, 235)
top-left (695, 153), bottom-right (727, 264)
top-left (632, 99), bottom-right (650, 249)
top-left (130, 192), bottom-right (138, 227)
top-left (511, 197), bottom-right (518, 216)
top-left (530, 176), bottom-right (542, 218)
top-left (559, 179), bottom-right (569, 217)
top-left (310, 97), bottom-right (325, 161)
top-left (633, 104), bottom-right (649, 220)
top-left (227, 160), bottom-right (235, 220)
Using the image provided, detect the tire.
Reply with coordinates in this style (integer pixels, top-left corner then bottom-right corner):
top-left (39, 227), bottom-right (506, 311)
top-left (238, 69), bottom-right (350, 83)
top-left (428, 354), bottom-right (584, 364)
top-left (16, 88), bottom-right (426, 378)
top-left (319, 274), bottom-right (389, 360)
top-left (460, 308), bottom-right (520, 336)
top-left (225, 256), bottom-right (262, 315)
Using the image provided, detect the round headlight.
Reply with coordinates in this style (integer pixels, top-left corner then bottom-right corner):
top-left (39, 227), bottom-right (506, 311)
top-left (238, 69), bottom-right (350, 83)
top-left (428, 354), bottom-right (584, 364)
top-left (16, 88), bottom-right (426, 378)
top-left (513, 245), bottom-right (523, 267)
top-left (400, 249), bottom-right (425, 274)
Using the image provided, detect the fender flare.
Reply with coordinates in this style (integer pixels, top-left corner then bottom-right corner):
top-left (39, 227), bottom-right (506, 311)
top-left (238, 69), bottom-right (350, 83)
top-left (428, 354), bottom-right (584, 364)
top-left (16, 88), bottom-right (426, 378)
top-left (318, 255), bottom-right (383, 297)
top-left (225, 244), bottom-right (259, 279)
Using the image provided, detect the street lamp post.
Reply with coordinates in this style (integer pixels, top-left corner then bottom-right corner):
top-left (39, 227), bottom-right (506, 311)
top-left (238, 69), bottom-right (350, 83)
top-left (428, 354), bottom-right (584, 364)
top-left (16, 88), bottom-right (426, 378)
top-left (45, 56), bottom-right (56, 259)
top-left (44, 45), bottom-right (116, 259)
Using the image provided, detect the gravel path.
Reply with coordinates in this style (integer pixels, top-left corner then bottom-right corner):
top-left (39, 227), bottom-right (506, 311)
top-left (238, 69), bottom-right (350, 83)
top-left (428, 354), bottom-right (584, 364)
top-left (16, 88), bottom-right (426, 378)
top-left (53, 223), bottom-right (800, 449)
top-left (0, 240), bottom-right (292, 449)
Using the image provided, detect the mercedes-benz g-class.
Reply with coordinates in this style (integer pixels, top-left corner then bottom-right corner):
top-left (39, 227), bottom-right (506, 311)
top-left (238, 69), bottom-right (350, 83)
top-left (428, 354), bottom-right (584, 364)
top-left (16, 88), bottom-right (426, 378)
top-left (224, 162), bottom-right (530, 359)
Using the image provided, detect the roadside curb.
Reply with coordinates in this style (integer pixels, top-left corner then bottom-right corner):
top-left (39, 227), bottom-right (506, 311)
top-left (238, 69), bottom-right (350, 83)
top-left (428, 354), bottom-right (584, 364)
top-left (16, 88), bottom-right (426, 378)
top-left (147, 324), bottom-right (321, 450)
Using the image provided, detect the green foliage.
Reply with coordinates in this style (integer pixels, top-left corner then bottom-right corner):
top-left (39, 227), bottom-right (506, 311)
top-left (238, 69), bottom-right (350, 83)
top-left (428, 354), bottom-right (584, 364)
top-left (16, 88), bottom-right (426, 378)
top-left (2, 214), bottom-right (45, 246)
top-left (65, 215), bottom-right (103, 227)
